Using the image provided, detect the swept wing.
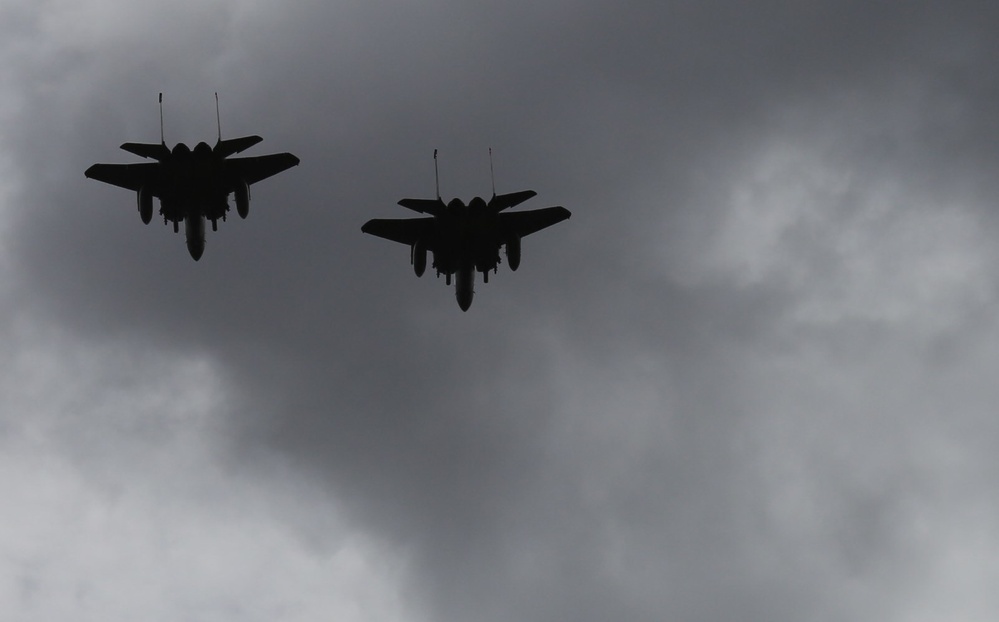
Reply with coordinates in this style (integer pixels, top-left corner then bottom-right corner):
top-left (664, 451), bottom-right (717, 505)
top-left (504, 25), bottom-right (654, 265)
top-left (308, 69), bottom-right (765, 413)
top-left (222, 153), bottom-right (300, 188)
top-left (498, 206), bottom-right (571, 238)
top-left (84, 162), bottom-right (159, 193)
top-left (361, 217), bottom-right (435, 247)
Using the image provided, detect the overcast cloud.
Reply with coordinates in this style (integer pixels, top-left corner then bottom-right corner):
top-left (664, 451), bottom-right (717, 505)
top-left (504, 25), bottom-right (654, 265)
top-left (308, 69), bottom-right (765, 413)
top-left (3, 2), bottom-right (999, 621)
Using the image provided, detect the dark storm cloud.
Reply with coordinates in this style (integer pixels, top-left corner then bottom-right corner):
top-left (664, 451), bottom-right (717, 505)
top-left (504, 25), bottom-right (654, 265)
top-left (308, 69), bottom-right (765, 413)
top-left (6, 2), bottom-right (999, 621)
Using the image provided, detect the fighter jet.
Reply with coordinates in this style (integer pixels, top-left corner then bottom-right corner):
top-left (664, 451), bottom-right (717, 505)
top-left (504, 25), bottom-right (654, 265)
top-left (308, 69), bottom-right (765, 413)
top-left (85, 94), bottom-right (299, 260)
top-left (362, 150), bottom-right (570, 311)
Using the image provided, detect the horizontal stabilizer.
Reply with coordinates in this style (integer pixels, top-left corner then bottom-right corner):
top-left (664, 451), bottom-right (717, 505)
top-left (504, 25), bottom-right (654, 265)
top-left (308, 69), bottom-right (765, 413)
top-left (214, 135), bottom-right (263, 158)
top-left (488, 190), bottom-right (536, 214)
top-left (120, 142), bottom-right (171, 161)
top-left (398, 198), bottom-right (445, 217)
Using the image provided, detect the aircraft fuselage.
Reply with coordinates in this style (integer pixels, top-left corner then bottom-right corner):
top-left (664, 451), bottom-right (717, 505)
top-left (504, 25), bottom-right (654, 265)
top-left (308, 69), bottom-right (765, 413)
top-left (151, 143), bottom-right (235, 260)
top-left (425, 198), bottom-right (507, 309)
top-left (85, 98), bottom-right (300, 261)
top-left (183, 213), bottom-right (206, 260)
top-left (430, 199), bottom-right (500, 266)
top-left (362, 187), bottom-right (571, 310)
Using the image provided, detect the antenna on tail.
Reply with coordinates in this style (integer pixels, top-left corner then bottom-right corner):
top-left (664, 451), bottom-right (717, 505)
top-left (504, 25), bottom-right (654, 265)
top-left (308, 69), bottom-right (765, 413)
top-left (215, 92), bottom-right (222, 143)
top-left (159, 93), bottom-right (165, 145)
top-left (434, 149), bottom-right (441, 200)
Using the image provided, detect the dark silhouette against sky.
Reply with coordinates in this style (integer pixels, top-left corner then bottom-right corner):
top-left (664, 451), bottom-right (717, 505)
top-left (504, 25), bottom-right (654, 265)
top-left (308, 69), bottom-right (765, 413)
top-left (85, 94), bottom-right (299, 260)
top-left (363, 152), bottom-right (570, 310)
top-left (3, 2), bottom-right (999, 621)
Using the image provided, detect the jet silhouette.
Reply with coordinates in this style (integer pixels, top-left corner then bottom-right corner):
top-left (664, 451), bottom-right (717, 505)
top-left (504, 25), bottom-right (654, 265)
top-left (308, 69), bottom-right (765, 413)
top-left (362, 150), bottom-right (570, 310)
top-left (85, 94), bottom-right (299, 260)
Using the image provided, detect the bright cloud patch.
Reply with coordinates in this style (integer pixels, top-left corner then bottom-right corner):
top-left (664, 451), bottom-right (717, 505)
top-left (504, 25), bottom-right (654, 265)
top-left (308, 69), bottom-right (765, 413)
top-left (0, 325), bottom-right (418, 622)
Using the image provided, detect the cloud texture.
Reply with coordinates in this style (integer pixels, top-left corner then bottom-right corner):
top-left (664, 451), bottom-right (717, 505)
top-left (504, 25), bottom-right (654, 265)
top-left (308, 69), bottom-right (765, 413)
top-left (4, 2), bottom-right (999, 621)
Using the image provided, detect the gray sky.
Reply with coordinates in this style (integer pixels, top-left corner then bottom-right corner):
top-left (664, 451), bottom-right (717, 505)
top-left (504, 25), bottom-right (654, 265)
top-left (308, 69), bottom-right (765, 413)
top-left (3, 1), bottom-right (999, 620)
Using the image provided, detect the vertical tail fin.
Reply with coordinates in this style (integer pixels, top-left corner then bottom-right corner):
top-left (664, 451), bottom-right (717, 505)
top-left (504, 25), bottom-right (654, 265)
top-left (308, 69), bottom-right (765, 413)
top-left (159, 93), bottom-right (165, 146)
top-left (489, 147), bottom-right (496, 198)
top-left (211, 93), bottom-right (263, 157)
top-left (119, 93), bottom-right (171, 160)
top-left (215, 92), bottom-right (222, 144)
top-left (434, 149), bottom-right (441, 200)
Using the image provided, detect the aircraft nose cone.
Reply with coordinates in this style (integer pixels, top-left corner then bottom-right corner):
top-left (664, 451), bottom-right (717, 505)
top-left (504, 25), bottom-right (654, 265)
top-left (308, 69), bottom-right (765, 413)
top-left (188, 241), bottom-right (204, 261)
